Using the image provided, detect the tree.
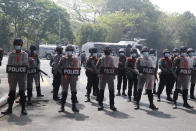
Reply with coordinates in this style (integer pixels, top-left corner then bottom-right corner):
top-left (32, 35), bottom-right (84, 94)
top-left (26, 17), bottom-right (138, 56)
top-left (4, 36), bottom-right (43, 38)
top-left (76, 23), bottom-right (106, 45)
top-left (0, 0), bottom-right (74, 49)
top-left (0, 15), bottom-right (11, 49)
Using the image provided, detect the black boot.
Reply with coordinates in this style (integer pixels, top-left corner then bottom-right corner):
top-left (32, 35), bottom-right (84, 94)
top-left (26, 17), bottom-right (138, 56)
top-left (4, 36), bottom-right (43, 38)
top-left (36, 86), bottom-right (44, 97)
top-left (53, 85), bottom-right (60, 101)
top-left (96, 90), bottom-right (99, 101)
top-left (109, 90), bottom-right (117, 111)
top-left (143, 89), bottom-right (147, 95)
top-left (183, 89), bottom-right (194, 109)
top-left (19, 90), bottom-right (27, 115)
top-left (134, 89), bottom-right (142, 110)
top-left (1, 91), bottom-right (15, 115)
top-left (153, 82), bottom-right (157, 94)
top-left (166, 92), bottom-right (173, 102)
top-left (157, 93), bottom-right (161, 102)
top-left (122, 91), bottom-right (127, 96)
top-left (173, 89), bottom-right (180, 109)
top-left (166, 96), bottom-right (173, 101)
top-left (75, 92), bottom-right (79, 103)
top-left (166, 86), bottom-right (173, 101)
top-left (85, 87), bottom-right (91, 102)
top-left (59, 91), bottom-right (67, 112)
top-left (190, 83), bottom-right (196, 100)
top-left (128, 96), bottom-right (131, 102)
top-left (85, 95), bottom-right (90, 102)
top-left (27, 88), bottom-right (33, 105)
top-left (147, 90), bottom-right (158, 110)
top-left (98, 89), bottom-right (104, 111)
top-left (116, 90), bottom-right (121, 96)
top-left (71, 92), bottom-right (79, 112)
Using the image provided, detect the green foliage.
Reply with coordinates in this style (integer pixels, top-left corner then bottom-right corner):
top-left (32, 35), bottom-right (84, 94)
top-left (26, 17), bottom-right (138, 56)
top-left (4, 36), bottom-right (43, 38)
top-left (0, 0), bottom-right (74, 49)
top-left (0, 15), bottom-right (10, 49)
top-left (75, 0), bottom-right (196, 51)
top-left (1, 0), bottom-right (196, 52)
top-left (97, 10), bottom-right (140, 42)
top-left (76, 23), bottom-right (106, 45)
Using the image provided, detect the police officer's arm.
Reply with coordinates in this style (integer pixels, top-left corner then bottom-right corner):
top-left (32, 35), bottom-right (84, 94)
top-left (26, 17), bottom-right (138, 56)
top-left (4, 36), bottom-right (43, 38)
top-left (85, 58), bottom-right (92, 71)
top-left (173, 57), bottom-right (180, 71)
top-left (96, 58), bottom-right (103, 73)
top-left (23, 53), bottom-right (29, 67)
top-left (159, 59), bottom-right (168, 72)
top-left (57, 57), bottom-right (64, 74)
top-left (125, 59), bottom-right (130, 70)
top-left (50, 56), bottom-right (54, 67)
top-left (37, 55), bottom-right (41, 69)
top-left (155, 60), bottom-right (158, 73)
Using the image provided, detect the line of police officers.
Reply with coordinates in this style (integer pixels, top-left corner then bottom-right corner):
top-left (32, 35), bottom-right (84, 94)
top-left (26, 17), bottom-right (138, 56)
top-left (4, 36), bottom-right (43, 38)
top-left (1, 38), bottom-right (196, 116)
top-left (82, 45), bottom-right (196, 111)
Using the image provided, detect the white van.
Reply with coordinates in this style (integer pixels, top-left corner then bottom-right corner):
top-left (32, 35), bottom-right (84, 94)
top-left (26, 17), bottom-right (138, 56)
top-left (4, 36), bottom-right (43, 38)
top-left (81, 41), bottom-right (142, 57)
top-left (39, 44), bottom-right (79, 60)
top-left (39, 45), bottom-right (57, 60)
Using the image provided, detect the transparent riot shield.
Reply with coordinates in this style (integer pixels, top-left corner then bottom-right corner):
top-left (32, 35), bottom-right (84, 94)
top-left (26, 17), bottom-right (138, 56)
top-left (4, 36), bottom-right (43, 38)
top-left (187, 56), bottom-right (194, 69)
top-left (178, 56), bottom-right (193, 75)
top-left (62, 55), bottom-right (81, 76)
top-left (150, 55), bottom-right (158, 65)
top-left (100, 56), bottom-right (119, 75)
top-left (139, 55), bottom-right (156, 75)
top-left (112, 56), bottom-right (119, 68)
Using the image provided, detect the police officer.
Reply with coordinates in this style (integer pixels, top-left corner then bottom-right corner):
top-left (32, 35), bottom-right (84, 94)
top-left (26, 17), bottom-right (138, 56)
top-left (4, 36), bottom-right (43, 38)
top-left (173, 46), bottom-right (193, 109)
top-left (1, 38), bottom-right (28, 115)
top-left (0, 48), bottom-right (3, 66)
top-left (96, 46), bottom-right (117, 111)
top-left (157, 49), bottom-right (174, 102)
top-left (170, 48), bottom-right (180, 94)
top-left (134, 46), bottom-right (158, 110)
top-left (50, 46), bottom-right (63, 101)
top-left (27, 45), bottom-right (43, 104)
top-left (126, 48), bottom-right (138, 102)
top-left (85, 47), bottom-right (99, 102)
top-left (58, 45), bottom-right (80, 112)
top-left (172, 48), bottom-right (180, 59)
top-left (187, 48), bottom-right (196, 100)
top-left (116, 48), bottom-right (127, 96)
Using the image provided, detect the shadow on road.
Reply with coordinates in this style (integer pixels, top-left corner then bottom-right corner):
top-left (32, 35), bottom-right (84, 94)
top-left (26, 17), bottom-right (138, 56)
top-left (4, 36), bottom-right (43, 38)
top-left (90, 101), bottom-right (99, 107)
top-left (177, 107), bottom-right (196, 114)
top-left (62, 111), bottom-right (89, 121)
top-left (104, 109), bottom-right (132, 119)
top-left (54, 111), bottom-right (89, 121)
top-left (139, 102), bottom-right (175, 119)
top-left (65, 102), bottom-right (85, 110)
top-left (140, 108), bottom-right (175, 119)
top-left (7, 113), bottom-right (32, 126)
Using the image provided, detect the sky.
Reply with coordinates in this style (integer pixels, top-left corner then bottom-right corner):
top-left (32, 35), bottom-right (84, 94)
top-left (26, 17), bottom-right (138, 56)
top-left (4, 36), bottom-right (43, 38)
top-left (150, 0), bottom-right (196, 15)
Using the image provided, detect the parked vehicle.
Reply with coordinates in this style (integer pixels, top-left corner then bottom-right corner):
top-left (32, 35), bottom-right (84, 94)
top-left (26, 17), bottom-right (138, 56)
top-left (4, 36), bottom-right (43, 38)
top-left (81, 41), bottom-right (143, 57)
top-left (39, 44), bottom-right (80, 60)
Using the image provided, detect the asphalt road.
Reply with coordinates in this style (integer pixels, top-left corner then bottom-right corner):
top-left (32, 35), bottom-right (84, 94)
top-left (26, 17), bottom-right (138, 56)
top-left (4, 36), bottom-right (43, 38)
top-left (0, 58), bottom-right (196, 131)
